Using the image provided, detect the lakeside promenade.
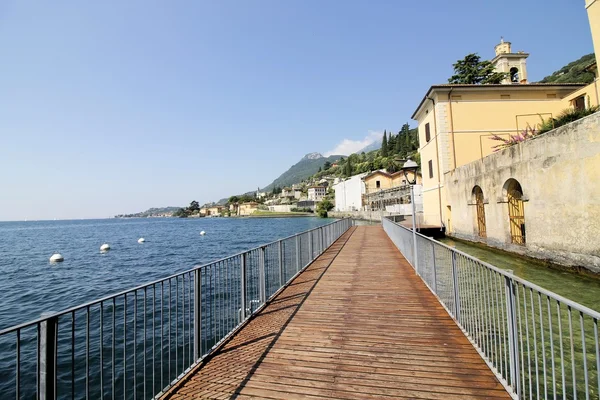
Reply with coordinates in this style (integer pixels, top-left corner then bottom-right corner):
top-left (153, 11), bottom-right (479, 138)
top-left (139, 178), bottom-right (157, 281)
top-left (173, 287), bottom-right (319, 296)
top-left (161, 226), bottom-right (510, 399)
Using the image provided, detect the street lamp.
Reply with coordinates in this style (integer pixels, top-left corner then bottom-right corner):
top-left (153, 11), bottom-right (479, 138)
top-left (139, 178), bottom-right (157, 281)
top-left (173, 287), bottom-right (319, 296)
top-left (400, 159), bottom-right (419, 274)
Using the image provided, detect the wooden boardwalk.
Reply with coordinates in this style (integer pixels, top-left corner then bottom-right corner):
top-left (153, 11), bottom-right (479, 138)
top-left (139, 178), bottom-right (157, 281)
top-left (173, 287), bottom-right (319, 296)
top-left (162, 226), bottom-right (511, 400)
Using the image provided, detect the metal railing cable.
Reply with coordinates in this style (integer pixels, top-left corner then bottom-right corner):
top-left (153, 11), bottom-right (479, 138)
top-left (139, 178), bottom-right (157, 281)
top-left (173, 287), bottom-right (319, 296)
top-left (382, 216), bottom-right (600, 400)
top-left (0, 218), bottom-right (353, 399)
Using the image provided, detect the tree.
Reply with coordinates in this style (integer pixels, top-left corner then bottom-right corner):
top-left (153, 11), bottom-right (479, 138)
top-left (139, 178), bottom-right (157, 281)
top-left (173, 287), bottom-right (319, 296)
top-left (398, 123), bottom-right (410, 158)
top-left (228, 195), bottom-right (239, 204)
top-left (323, 161), bottom-right (331, 170)
top-left (344, 157), bottom-right (353, 177)
top-left (188, 200), bottom-right (200, 213)
top-left (173, 208), bottom-right (188, 218)
top-left (318, 166), bottom-right (322, 173)
top-left (448, 53), bottom-right (507, 85)
top-left (381, 130), bottom-right (389, 157)
top-left (316, 199), bottom-right (334, 218)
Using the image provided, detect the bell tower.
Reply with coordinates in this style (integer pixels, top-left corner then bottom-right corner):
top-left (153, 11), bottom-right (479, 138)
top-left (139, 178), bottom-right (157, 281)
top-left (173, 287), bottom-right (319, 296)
top-left (491, 38), bottom-right (529, 84)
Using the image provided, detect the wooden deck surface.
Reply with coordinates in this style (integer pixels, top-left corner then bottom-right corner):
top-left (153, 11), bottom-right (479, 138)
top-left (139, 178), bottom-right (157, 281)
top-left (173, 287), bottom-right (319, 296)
top-left (162, 226), bottom-right (510, 400)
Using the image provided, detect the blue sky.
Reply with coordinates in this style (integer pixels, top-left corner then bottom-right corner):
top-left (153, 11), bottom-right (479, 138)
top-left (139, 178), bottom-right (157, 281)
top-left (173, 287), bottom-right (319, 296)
top-left (0, 0), bottom-right (594, 220)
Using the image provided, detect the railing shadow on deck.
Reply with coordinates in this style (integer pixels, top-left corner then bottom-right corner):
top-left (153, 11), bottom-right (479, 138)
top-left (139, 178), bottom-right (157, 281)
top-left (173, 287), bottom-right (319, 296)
top-left (161, 228), bottom-right (355, 399)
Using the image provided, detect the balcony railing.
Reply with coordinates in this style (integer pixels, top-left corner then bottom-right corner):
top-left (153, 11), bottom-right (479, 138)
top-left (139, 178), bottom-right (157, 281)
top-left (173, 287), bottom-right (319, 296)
top-left (0, 218), bottom-right (353, 399)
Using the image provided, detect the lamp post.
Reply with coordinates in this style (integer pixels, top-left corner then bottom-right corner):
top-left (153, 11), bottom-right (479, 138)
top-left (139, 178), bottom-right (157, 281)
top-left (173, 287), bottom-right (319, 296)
top-left (401, 159), bottom-right (419, 274)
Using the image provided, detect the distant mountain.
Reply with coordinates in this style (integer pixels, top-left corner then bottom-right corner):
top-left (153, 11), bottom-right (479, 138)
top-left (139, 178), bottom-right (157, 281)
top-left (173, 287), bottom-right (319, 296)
top-left (539, 53), bottom-right (596, 84)
top-left (115, 206), bottom-right (181, 218)
top-left (262, 153), bottom-right (343, 192)
top-left (356, 139), bottom-right (382, 154)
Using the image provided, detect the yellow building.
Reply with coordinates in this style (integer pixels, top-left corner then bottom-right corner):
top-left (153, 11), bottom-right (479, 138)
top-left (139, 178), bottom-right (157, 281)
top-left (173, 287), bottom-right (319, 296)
top-left (587, 0), bottom-right (600, 101)
top-left (238, 202), bottom-right (259, 216)
top-left (363, 170), bottom-right (421, 194)
top-left (411, 82), bottom-right (598, 228)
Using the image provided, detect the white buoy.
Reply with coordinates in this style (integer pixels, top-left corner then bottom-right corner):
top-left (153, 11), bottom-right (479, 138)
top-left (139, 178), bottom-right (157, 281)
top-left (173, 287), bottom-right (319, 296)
top-left (138, 238), bottom-right (145, 243)
top-left (100, 244), bottom-right (111, 251)
top-left (50, 253), bottom-right (64, 263)
top-left (200, 231), bottom-right (206, 236)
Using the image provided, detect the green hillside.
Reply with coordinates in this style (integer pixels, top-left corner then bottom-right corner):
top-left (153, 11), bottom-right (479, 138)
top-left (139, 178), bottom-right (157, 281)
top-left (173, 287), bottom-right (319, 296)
top-left (262, 153), bottom-right (342, 192)
top-left (538, 53), bottom-right (596, 84)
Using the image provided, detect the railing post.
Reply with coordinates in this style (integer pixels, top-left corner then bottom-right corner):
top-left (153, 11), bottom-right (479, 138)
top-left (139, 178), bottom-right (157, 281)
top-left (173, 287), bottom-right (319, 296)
top-left (504, 276), bottom-right (521, 396)
top-left (308, 231), bottom-right (313, 264)
top-left (296, 235), bottom-right (300, 272)
top-left (431, 243), bottom-right (437, 294)
top-left (194, 269), bottom-right (202, 361)
top-left (259, 246), bottom-right (266, 304)
top-left (240, 253), bottom-right (247, 321)
top-left (451, 252), bottom-right (461, 322)
top-left (39, 316), bottom-right (58, 400)
top-left (278, 240), bottom-right (284, 287)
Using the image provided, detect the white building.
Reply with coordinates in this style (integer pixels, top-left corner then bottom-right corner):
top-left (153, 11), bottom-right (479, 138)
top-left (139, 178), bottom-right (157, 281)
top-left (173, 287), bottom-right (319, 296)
top-left (307, 186), bottom-right (326, 201)
top-left (333, 173), bottom-right (367, 212)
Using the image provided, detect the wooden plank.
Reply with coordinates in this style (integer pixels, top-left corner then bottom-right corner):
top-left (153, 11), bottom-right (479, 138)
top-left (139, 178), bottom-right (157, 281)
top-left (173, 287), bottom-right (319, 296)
top-left (160, 226), bottom-right (511, 400)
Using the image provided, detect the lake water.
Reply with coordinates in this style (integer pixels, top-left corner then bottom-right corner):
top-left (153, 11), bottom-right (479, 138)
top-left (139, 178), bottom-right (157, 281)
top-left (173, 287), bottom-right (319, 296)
top-left (0, 217), bottom-right (334, 331)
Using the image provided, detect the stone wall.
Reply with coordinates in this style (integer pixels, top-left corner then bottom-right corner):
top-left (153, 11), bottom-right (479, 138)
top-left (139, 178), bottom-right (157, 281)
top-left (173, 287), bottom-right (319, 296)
top-left (445, 112), bottom-right (600, 273)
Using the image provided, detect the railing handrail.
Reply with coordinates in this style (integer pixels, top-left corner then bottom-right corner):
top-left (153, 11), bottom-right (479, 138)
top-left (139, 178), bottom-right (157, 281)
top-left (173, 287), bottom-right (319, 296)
top-left (385, 216), bottom-right (600, 319)
top-left (0, 217), bottom-right (350, 336)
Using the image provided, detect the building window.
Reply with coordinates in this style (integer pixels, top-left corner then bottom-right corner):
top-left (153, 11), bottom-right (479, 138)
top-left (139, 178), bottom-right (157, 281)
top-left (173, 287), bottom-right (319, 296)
top-left (504, 179), bottom-right (526, 245)
top-left (547, 93), bottom-right (557, 99)
top-left (574, 95), bottom-right (586, 111)
top-left (473, 186), bottom-right (486, 238)
top-left (501, 94), bottom-right (511, 100)
top-left (376, 181), bottom-right (380, 189)
top-left (428, 160), bottom-right (433, 179)
top-left (425, 123), bottom-right (431, 142)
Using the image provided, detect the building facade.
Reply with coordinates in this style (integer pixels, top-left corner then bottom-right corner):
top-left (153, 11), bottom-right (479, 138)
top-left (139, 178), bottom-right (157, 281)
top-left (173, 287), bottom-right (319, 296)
top-left (333, 173), bottom-right (367, 212)
top-left (238, 202), bottom-right (259, 216)
top-left (412, 82), bottom-right (597, 228)
top-left (445, 112), bottom-right (600, 272)
top-left (307, 186), bottom-right (326, 201)
top-left (587, 0), bottom-right (600, 102)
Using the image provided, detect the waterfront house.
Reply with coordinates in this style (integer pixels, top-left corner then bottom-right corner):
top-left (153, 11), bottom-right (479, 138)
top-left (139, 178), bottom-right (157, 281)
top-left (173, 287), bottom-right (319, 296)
top-left (307, 186), bottom-right (326, 202)
top-left (333, 173), bottom-right (367, 212)
top-left (409, 1), bottom-right (600, 271)
top-left (412, 38), bottom-right (599, 229)
top-left (280, 187), bottom-right (295, 199)
top-left (207, 205), bottom-right (224, 216)
top-left (238, 202), bottom-right (259, 216)
top-left (362, 170), bottom-right (421, 194)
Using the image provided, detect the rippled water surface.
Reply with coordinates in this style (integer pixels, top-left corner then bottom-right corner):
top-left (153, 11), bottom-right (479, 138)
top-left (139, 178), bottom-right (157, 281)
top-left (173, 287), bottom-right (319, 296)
top-left (441, 237), bottom-right (600, 311)
top-left (0, 217), bottom-right (333, 330)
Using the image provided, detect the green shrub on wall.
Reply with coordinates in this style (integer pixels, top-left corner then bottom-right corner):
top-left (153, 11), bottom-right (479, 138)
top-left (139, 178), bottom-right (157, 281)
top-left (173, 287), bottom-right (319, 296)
top-left (539, 106), bottom-right (599, 134)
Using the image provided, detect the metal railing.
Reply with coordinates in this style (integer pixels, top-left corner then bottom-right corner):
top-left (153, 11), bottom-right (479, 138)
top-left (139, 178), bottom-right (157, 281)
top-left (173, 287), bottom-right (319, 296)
top-left (383, 216), bottom-right (600, 400)
top-left (0, 218), bottom-right (353, 399)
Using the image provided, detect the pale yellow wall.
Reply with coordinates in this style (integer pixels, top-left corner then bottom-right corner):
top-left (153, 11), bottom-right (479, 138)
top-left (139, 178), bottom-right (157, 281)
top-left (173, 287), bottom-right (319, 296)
top-left (445, 112), bottom-right (600, 271)
top-left (390, 171), bottom-right (421, 187)
top-left (414, 86), bottom-right (586, 228)
top-left (587, 0), bottom-right (600, 68)
top-left (415, 97), bottom-right (447, 227)
top-left (449, 97), bottom-right (569, 167)
top-left (364, 173), bottom-right (393, 193)
top-left (238, 203), bottom-right (258, 216)
top-left (563, 82), bottom-right (600, 109)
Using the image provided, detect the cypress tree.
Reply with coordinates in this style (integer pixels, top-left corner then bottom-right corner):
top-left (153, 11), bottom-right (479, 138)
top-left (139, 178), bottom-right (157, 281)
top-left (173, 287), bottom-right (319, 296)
top-left (381, 130), bottom-right (388, 157)
top-left (394, 130), bottom-right (402, 154)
